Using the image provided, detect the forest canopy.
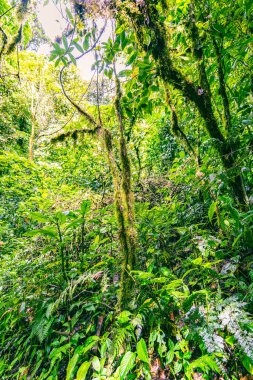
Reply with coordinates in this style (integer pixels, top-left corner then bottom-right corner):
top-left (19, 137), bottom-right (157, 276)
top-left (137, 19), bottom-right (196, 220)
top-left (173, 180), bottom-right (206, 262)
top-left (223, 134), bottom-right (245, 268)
top-left (0, 0), bottom-right (252, 379)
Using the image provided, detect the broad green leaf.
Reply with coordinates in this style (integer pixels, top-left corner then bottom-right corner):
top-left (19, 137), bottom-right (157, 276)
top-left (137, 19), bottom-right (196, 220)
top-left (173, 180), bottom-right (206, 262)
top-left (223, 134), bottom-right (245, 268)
top-left (166, 350), bottom-right (174, 364)
top-left (29, 212), bottom-right (49, 223)
top-left (65, 217), bottom-right (84, 230)
top-left (66, 353), bottom-right (79, 380)
top-left (136, 338), bottom-right (149, 364)
top-left (118, 69), bottom-right (132, 77)
top-left (76, 362), bottom-right (91, 380)
top-left (82, 336), bottom-right (100, 355)
top-left (242, 355), bottom-right (253, 375)
top-left (92, 356), bottom-right (100, 372)
top-left (24, 227), bottom-right (58, 238)
top-left (191, 257), bottom-right (203, 265)
top-left (174, 361), bottom-right (182, 374)
top-left (162, 279), bottom-right (183, 291)
top-left (225, 336), bottom-right (235, 346)
top-left (127, 51), bottom-right (138, 65)
top-left (117, 310), bottom-right (131, 323)
top-left (208, 201), bottom-right (217, 223)
top-left (120, 31), bottom-right (128, 50)
top-left (186, 355), bottom-right (220, 379)
top-left (52, 42), bottom-right (62, 52)
top-left (119, 351), bottom-right (136, 379)
top-left (131, 271), bottom-right (154, 280)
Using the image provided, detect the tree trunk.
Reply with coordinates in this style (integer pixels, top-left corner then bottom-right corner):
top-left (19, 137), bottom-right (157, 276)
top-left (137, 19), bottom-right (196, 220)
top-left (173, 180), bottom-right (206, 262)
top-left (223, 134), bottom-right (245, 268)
top-left (29, 120), bottom-right (35, 161)
top-left (102, 128), bottom-right (135, 310)
top-left (120, 1), bottom-right (248, 206)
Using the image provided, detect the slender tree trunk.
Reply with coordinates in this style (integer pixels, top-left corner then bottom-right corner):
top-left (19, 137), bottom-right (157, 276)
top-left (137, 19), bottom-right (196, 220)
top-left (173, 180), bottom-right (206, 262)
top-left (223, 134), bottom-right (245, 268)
top-left (114, 70), bottom-right (136, 309)
top-left (59, 64), bottom-right (137, 309)
top-left (29, 84), bottom-right (35, 161)
top-left (29, 119), bottom-right (35, 161)
top-left (101, 128), bottom-right (135, 310)
top-left (212, 36), bottom-right (232, 135)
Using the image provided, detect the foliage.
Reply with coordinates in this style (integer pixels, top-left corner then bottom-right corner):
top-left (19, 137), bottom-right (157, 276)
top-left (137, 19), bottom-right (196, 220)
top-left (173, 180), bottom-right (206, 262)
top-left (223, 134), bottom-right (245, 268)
top-left (0, 0), bottom-right (252, 379)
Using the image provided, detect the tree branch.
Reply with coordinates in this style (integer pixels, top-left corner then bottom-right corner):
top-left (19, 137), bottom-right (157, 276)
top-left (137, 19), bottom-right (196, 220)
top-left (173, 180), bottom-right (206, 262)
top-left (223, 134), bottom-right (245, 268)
top-left (59, 66), bottom-right (99, 128)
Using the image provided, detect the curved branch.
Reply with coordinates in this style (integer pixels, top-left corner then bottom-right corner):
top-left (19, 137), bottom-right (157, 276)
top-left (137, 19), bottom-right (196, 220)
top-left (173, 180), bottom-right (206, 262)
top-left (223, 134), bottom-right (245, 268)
top-left (58, 21), bottom-right (107, 129)
top-left (75, 20), bottom-right (107, 61)
top-left (59, 66), bottom-right (99, 128)
top-left (37, 72), bottom-right (96, 141)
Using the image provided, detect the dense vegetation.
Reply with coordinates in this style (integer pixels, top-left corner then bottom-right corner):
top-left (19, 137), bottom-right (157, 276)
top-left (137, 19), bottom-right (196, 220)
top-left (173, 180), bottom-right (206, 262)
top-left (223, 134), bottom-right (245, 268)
top-left (0, 0), bottom-right (252, 379)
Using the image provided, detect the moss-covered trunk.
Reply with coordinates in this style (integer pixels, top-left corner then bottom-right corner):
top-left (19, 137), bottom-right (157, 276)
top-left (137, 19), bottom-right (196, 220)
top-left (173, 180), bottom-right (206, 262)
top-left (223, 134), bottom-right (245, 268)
top-left (119, 0), bottom-right (248, 206)
top-left (102, 127), bottom-right (136, 310)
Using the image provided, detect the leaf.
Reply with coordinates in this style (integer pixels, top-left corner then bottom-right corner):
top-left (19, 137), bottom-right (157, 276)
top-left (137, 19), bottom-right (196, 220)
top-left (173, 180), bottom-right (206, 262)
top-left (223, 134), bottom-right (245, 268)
top-left (81, 336), bottom-right (100, 355)
top-left (166, 349), bottom-right (174, 364)
top-left (143, 33), bottom-right (151, 46)
top-left (242, 355), bottom-right (253, 375)
top-left (76, 361), bottom-right (91, 380)
top-left (24, 227), bottom-right (58, 238)
top-left (137, 338), bottom-right (149, 364)
top-left (66, 7), bottom-right (74, 23)
top-left (92, 356), bottom-right (100, 372)
top-left (72, 41), bottom-right (84, 54)
top-left (119, 351), bottom-right (136, 380)
top-left (162, 279), bottom-right (183, 291)
top-left (64, 217), bottom-right (84, 230)
top-left (120, 31), bottom-right (128, 50)
top-left (118, 69), bottom-right (132, 77)
top-left (208, 201), bottom-right (217, 223)
top-left (29, 211), bottom-right (49, 223)
top-left (131, 271), bottom-right (154, 280)
top-left (117, 310), bottom-right (131, 324)
top-left (191, 257), bottom-right (203, 265)
top-left (183, 290), bottom-right (208, 312)
top-left (80, 200), bottom-right (91, 215)
top-left (66, 353), bottom-right (79, 380)
top-left (52, 42), bottom-right (62, 53)
top-left (68, 53), bottom-right (76, 65)
top-left (174, 361), bottom-right (182, 374)
top-left (62, 35), bottom-right (68, 50)
top-left (186, 355), bottom-right (220, 379)
top-left (225, 336), bottom-right (235, 346)
top-left (127, 51), bottom-right (138, 66)
top-left (83, 35), bottom-right (89, 50)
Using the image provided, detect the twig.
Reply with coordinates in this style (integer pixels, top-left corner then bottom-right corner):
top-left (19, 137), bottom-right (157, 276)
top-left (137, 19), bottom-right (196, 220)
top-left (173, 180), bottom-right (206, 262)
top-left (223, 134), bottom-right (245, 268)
top-left (0, 4), bottom-right (16, 18)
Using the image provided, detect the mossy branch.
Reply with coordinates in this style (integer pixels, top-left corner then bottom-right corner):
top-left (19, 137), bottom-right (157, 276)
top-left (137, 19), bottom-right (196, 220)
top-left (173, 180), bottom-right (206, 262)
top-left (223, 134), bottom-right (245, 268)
top-left (0, 27), bottom-right (7, 59)
top-left (212, 35), bottom-right (232, 134)
top-left (51, 127), bottom-right (101, 144)
top-left (6, 25), bottom-right (22, 55)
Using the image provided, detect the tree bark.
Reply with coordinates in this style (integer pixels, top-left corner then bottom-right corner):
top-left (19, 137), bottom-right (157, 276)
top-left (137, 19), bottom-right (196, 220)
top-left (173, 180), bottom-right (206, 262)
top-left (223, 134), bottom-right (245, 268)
top-left (120, 0), bottom-right (248, 206)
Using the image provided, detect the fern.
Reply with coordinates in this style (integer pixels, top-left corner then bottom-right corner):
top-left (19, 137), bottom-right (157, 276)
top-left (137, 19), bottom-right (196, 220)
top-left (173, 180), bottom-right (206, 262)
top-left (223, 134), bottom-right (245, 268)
top-left (31, 314), bottom-right (54, 343)
top-left (110, 326), bottom-right (132, 359)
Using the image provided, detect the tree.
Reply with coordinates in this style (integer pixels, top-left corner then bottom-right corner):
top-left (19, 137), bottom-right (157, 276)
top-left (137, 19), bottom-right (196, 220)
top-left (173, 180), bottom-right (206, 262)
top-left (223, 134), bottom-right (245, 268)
top-left (115, 0), bottom-right (252, 206)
